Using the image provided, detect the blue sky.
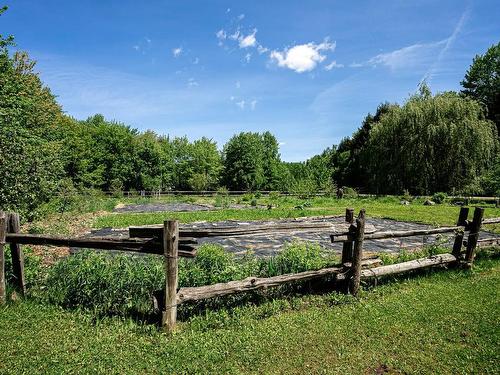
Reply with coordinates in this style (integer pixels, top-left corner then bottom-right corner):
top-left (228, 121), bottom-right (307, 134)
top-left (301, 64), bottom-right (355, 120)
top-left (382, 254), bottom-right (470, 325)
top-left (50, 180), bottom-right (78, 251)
top-left (1, 1), bottom-right (499, 161)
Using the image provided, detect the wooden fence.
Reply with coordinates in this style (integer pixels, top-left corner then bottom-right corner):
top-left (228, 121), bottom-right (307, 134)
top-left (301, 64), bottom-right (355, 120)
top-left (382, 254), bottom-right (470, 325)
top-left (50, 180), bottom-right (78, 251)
top-left (0, 208), bottom-right (499, 332)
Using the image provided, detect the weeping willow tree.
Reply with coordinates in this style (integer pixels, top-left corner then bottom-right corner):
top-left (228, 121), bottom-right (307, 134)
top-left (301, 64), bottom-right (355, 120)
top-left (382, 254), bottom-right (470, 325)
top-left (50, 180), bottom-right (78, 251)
top-left (363, 85), bottom-right (498, 195)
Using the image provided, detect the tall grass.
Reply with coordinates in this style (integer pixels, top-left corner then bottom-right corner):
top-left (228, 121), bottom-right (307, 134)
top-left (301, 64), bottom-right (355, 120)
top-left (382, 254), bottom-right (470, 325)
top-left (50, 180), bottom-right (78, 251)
top-left (41, 242), bottom-right (338, 319)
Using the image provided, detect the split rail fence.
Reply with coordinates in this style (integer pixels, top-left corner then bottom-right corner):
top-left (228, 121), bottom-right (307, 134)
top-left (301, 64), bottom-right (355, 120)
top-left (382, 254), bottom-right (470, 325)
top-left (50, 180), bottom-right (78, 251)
top-left (0, 207), bottom-right (499, 332)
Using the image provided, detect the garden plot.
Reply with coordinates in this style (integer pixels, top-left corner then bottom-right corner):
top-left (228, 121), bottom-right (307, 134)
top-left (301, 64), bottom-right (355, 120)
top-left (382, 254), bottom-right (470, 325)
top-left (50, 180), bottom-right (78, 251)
top-left (83, 216), bottom-right (499, 257)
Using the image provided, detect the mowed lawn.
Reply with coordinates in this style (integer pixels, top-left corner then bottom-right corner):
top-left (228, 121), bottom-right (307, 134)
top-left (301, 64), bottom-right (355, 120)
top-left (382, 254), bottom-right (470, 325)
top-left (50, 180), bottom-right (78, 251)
top-left (0, 257), bottom-right (498, 374)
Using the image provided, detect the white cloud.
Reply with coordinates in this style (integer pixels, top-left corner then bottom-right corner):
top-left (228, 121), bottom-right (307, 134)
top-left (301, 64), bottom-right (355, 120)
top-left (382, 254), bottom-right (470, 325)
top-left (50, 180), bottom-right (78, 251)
top-left (229, 30), bottom-right (240, 41)
top-left (226, 8), bottom-right (231, 13)
top-left (193, 57), bottom-right (199, 65)
top-left (257, 45), bottom-right (269, 54)
top-left (236, 100), bottom-right (245, 109)
top-left (244, 53), bottom-right (252, 63)
top-left (172, 47), bottom-right (183, 58)
top-left (250, 99), bottom-right (257, 110)
top-left (239, 29), bottom-right (257, 48)
top-left (237, 14), bottom-right (245, 21)
top-left (235, 81), bottom-right (241, 88)
top-left (216, 29), bottom-right (227, 40)
top-left (270, 39), bottom-right (335, 73)
top-left (133, 45), bottom-right (140, 51)
top-left (324, 61), bottom-right (344, 70)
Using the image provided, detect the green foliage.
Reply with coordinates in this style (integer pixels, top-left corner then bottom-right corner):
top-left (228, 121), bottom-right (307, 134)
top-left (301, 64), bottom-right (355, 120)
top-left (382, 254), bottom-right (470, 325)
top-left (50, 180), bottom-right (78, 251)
top-left (0, 49), bottom-right (66, 218)
top-left (223, 132), bottom-right (283, 191)
top-left (432, 192), bottom-right (447, 204)
top-left (461, 42), bottom-right (500, 135)
top-left (263, 242), bottom-right (333, 276)
top-left (214, 187), bottom-right (230, 208)
top-left (364, 85), bottom-right (499, 194)
top-left (44, 251), bottom-right (164, 317)
top-left (4, 246), bottom-right (43, 291)
top-left (41, 242), bottom-right (338, 318)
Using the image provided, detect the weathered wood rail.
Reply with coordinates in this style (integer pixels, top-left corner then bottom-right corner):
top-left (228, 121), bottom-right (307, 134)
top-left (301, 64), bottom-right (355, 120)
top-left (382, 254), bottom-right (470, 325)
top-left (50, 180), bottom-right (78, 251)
top-left (0, 207), bottom-right (498, 333)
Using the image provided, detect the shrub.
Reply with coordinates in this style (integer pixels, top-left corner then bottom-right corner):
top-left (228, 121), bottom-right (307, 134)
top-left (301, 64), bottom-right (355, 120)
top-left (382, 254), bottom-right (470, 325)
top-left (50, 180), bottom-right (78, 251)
top-left (432, 192), bottom-right (448, 204)
top-left (214, 187), bottom-right (230, 208)
top-left (41, 242), bottom-right (339, 318)
top-left (250, 198), bottom-right (258, 206)
top-left (343, 187), bottom-right (358, 198)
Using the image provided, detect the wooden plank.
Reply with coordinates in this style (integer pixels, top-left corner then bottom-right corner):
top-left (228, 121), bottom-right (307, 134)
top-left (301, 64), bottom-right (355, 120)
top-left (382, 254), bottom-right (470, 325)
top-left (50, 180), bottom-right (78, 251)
top-left (7, 213), bottom-right (26, 295)
top-left (482, 217), bottom-right (500, 225)
top-left (130, 222), bottom-right (346, 239)
top-left (5, 233), bottom-right (196, 257)
top-left (349, 209), bottom-right (366, 296)
top-left (162, 220), bottom-right (178, 333)
top-left (358, 253), bottom-right (457, 279)
top-left (177, 266), bottom-right (344, 303)
top-left (0, 213), bottom-right (6, 304)
top-left (331, 225), bottom-right (462, 242)
top-left (464, 207), bottom-right (485, 265)
top-left (176, 258), bottom-right (381, 303)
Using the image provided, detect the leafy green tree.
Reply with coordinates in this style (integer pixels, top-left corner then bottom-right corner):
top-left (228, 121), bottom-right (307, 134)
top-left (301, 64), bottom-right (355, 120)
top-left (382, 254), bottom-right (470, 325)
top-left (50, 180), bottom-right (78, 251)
top-left (188, 137), bottom-right (222, 191)
top-left (364, 85), bottom-right (498, 194)
top-left (0, 43), bottom-right (66, 216)
top-left (461, 42), bottom-right (500, 135)
top-left (334, 102), bottom-right (396, 188)
top-left (222, 132), bottom-right (266, 190)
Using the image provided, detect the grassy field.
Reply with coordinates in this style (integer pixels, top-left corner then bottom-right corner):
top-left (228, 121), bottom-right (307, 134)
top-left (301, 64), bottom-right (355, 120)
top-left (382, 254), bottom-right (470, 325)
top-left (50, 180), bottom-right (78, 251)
top-left (92, 195), bottom-right (500, 231)
top-left (0, 256), bottom-right (498, 374)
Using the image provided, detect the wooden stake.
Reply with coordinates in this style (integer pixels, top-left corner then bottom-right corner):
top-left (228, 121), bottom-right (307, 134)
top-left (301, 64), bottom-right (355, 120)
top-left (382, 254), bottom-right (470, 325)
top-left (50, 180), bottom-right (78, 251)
top-left (452, 207), bottom-right (469, 257)
top-left (7, 213), bottom-right (26, 295)
top-left (349, 209), bottom-right (366, 296)
top-left (341, 208), bottom-right (355, 264)
top-left (464, 207), bottom-right (484, 266)
top-left (162, 220), bottom-right (179, 333)
top-left (0, 212), bottom-right (6, 305)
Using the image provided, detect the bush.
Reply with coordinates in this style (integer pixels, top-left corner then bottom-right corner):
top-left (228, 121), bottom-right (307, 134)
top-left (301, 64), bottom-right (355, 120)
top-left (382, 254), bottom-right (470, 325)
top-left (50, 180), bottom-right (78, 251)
top-left (41, 242), bottom-right (338, 318)
top-left (250, 198), bottom-right (258, 207)
top-left (214, 187), bottom-right (230, 208)
top-left (432, 192), bottom-right (448, 204)
top-left (343, 187), bottom-right (358, 199)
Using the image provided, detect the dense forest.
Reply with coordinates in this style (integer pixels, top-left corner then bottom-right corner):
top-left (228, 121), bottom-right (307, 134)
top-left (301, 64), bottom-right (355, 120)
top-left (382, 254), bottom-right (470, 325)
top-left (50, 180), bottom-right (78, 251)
top-left (0, 6), bottom-right (499, 217)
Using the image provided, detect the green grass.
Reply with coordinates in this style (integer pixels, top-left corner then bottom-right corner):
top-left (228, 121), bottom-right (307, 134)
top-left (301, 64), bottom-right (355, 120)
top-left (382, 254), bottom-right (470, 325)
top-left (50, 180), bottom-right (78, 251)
top-left (93, 196), bottom-right (500, 229)
top-left (1, 256), bottom-right (498, 374)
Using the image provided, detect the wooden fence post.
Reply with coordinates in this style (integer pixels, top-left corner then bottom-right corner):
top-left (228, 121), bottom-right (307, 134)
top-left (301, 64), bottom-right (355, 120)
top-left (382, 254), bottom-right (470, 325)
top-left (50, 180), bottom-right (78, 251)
top-left (349, 209), bottom-right (366, 296)
top-left (8, 213), bottom-right (26, 295)
top-left (162, 220), bottom-right (179, 333)
top-left (341, 208), bottom-right (355, 265)
top-left (464, 207), bottom-right (484, 266)
top-left (452, 207), bottom-right (469, 258)
top-left (0, 212), bottom-right (6, 305)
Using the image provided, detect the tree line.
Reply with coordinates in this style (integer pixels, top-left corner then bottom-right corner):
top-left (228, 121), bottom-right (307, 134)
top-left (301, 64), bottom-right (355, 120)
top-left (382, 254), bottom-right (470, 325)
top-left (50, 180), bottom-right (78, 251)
top-left (0, 6), bottom-right (499, 217)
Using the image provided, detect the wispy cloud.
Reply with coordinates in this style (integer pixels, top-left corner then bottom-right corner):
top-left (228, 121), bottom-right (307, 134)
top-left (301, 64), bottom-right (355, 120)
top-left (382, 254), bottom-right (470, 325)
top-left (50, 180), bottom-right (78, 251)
top-left (324, 61), bottom-right (344, 71)
top-left (363, 6), bottom-right (469, 81)
top-left (172, 47), bottom-right (183, 58)
top-left (270, 39), bottom-right (336, 73)
top-left (421, 7), bottom-right (469, 83)
top-left (239, 29), bottom-right (257, 48)
top-left (367, 40), bottom-right (446, 70)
